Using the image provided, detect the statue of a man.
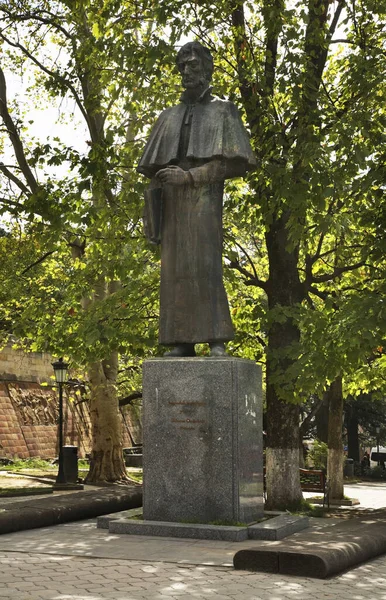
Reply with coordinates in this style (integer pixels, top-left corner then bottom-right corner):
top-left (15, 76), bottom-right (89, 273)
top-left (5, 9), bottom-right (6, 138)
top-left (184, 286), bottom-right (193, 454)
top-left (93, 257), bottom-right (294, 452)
top-left (137, 41), bottom-right (255, 357)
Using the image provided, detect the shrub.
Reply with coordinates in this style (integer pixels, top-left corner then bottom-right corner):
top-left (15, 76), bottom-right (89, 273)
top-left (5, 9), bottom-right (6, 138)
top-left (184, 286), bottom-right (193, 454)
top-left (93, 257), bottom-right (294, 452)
top-left (353, 461), bottom-right (362, 477)
top-left (366, 466), bottom-right (386, 480)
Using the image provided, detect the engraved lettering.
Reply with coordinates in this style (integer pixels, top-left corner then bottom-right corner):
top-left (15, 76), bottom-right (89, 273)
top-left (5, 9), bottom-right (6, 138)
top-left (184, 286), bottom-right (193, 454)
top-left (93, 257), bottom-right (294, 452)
top-left (171, 418), bottom-right (206, 424)
top-left (168, 401), bottom-right (206, 406)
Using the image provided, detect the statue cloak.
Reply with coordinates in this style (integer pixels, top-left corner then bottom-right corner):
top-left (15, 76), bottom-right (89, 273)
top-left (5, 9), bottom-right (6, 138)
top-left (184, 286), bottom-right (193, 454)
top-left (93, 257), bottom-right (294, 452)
top-left (137, 95), bottom-right (256, 177)
top-left (137, 92), bottom-right (256, 346)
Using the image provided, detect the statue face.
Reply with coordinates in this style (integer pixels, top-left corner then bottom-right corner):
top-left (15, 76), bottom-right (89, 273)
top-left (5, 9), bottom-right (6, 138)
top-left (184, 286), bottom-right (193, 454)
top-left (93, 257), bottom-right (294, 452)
top-left (178, 51), bottom-right (204, 89)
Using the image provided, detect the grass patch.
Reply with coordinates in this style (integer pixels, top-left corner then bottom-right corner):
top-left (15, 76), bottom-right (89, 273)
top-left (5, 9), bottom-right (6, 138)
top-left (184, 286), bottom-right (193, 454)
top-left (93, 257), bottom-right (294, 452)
top-left (292, 498), bottom-right (329, 517)
top-left (2, 458), bottom-right (56, 472)
top-left (127, 469), bottom-right (142, 483)
top-left (2, 458), bottom-right (91, 473)
top-left (78, 460), bottom-right (90, 470)
top-left (303, 505), bottom-right (329, 517)
top-left (271, 497), bottom-right (315, 513)
top-left (306, 496), bottom-right (325, 503)
top-left (209, 519), bottom-right (247, 527)
top-left (2, 459), bottom-right (141, 485)
top-left (0, 486), bottom-right (53, 497)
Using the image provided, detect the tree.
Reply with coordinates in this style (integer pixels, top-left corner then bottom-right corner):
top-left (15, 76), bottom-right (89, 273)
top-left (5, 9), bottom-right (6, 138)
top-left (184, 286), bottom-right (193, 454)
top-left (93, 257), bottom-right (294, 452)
top-left (2, 0), bottom-right (386, 505)
top-left (0, 0), bottom-right (172, 481)
top-left (166, 0), bottom-right (386, 507)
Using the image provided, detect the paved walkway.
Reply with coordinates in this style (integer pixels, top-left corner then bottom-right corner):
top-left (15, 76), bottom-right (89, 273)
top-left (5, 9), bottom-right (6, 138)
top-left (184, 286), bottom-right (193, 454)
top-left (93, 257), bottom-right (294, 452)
top-left (304, 480), bottom-right (386, 510)
top-left (2, 549), bottom-right (386, 599)
top-left (0, 516), bottom-right (344, 566)
top-left (0, 482), bottom-right (385, 599)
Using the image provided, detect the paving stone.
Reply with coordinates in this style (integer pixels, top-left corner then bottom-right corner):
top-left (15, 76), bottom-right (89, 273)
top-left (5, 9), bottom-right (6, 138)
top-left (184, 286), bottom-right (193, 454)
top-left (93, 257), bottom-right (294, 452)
top-left (1, 488), bottom-right (386, 598)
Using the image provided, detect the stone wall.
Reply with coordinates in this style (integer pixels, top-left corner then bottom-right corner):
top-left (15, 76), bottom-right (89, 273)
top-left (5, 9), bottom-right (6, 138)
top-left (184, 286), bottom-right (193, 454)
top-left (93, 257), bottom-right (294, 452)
top-left (0, 344), bottom-right (142, 460)
top-left (0, 344), bottom-right (54, 383)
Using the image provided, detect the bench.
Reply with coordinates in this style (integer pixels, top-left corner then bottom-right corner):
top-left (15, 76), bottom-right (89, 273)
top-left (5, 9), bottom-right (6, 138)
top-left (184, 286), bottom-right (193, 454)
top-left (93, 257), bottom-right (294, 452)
top-left (300, 468), bottom-right (330, 508)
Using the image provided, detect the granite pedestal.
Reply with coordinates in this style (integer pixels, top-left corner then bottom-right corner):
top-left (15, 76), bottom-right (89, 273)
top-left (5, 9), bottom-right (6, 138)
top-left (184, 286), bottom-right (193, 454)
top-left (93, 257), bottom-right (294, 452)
top-left (142, 357), bottom-right (263, 524)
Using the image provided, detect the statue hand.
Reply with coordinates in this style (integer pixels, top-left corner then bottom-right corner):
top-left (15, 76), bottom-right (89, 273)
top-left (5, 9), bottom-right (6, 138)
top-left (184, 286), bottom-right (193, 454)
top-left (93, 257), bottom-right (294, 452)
top-left (156, 166), bottom-right (192, 186)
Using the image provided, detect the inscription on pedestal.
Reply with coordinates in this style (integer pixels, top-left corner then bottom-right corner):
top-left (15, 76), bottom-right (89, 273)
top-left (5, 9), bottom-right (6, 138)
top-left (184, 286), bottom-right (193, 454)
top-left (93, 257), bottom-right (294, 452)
top-left (169, 399), bottom-right (207, 431)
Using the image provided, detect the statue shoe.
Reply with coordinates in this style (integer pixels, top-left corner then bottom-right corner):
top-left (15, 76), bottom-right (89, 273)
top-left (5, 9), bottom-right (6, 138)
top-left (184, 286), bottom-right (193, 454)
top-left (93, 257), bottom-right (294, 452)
top-left (164, 344), bottom-right (195, 357)
top-left (209, 343), bottom-right (226, 357)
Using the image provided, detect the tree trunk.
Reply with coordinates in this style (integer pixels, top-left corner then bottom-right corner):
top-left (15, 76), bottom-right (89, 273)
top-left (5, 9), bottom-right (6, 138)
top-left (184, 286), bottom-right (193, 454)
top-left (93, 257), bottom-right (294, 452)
top-left (84, 282), bottom-right (127, 483)
top-left (315, 391), bottom-right (329, 443)
top-left (299, 395), bottom-right (326, 467)
top-left (327, 376), bottom-right (344, 500)
top-left (299, 440), bottom-right (305, 468)
top-left (86, 355), bottom-right (128, 483)
top-left (266, 378), bottom-right (302, 509)
top-left (265, 216), bottom-right (303, 510)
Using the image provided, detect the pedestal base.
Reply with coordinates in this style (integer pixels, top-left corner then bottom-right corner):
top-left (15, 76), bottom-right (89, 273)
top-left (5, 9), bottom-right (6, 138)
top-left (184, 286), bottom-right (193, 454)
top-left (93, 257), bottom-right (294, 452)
top-left (52, 483), bottom-right (84, 491)
top-left (142, 357), bottom-right (263, 524)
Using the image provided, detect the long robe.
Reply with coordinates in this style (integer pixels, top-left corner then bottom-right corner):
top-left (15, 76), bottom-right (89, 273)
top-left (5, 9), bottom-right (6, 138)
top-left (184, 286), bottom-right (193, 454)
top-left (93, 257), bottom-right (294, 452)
top-left (137, 90), bottom-right (256, 345)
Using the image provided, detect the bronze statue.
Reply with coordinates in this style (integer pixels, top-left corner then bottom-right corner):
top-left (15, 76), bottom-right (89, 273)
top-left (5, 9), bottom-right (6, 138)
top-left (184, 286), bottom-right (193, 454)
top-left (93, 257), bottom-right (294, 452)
top-left (137, 41), bottom-right (255, 357)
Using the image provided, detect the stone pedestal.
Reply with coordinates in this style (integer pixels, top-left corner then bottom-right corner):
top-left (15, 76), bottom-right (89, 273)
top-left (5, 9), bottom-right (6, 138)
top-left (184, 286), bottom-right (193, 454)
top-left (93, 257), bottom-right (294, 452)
top-left (142, 357), bottom-right (263, 524)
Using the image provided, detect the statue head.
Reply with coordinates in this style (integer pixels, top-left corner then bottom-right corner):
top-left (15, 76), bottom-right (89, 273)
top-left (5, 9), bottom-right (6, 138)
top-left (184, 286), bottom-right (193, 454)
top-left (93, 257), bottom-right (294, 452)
top-left (176, 41), bottom-right (214, 90)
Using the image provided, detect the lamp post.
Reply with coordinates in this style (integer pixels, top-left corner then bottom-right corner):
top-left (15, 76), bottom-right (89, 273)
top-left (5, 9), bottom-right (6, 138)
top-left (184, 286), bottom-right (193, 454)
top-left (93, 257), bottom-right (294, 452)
top-left (52, 359), bottom-right (84, 490)
top-left (376, 426), bottom-right (381, 467)
top-left (52, 358), bottom-right (69, 487)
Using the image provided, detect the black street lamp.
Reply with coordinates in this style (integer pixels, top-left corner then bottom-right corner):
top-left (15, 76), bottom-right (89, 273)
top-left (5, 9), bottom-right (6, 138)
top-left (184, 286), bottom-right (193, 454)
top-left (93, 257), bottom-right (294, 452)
top-left (52, 358), bottom-right (83, 490)
top-left (52, 358), bottom-right (69, 487)
top-left (376, 426), bottom-right (381, 467)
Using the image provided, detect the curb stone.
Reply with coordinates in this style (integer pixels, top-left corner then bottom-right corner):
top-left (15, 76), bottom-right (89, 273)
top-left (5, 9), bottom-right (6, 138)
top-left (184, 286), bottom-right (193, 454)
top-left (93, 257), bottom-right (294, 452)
top-left (234, 517), bottom-right (386, 578)
top-left (0, 486), bottom-right (142, 534)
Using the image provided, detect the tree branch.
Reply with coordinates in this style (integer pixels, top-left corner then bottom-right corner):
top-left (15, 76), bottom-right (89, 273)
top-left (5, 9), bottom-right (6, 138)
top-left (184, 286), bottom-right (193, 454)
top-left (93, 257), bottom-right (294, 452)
top-left (227, 258), bottom-right (268, 291)
top-left (0, 163), bottom-right (30, 195)
top-left (1, 8), bottom-right (73, 40)
top-left (262, 0), bottom-right (284, 95)
top-left (119, 391), bottom-right (142, 407)
top-left (308, 285), bottom-right (329, 301)
top-left (328, 1), bottom-right (346, 39)
top-left (295, 0), bottom-right (345, 130)
top-left (20, 250), bottom-right (56, 275)
top-left (0, 196), bottom-right (22, 208)
top-left (230, 1), bottom-right (262, 130)
top-left (0, 65), bottom-right (38, 193)
top-left (311, 260), bottom-right (367, 284)
top-left (300, 395), bottom-right (325, 436)
top-left (0, 32), bottom-right (89, 129)
top-left (233, 240), bottom-right (260, 282)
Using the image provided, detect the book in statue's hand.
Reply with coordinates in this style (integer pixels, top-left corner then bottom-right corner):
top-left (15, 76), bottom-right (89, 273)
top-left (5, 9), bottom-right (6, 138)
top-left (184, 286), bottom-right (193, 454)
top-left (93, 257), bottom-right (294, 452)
top-left (143, 187), bottom-right (163, 244)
